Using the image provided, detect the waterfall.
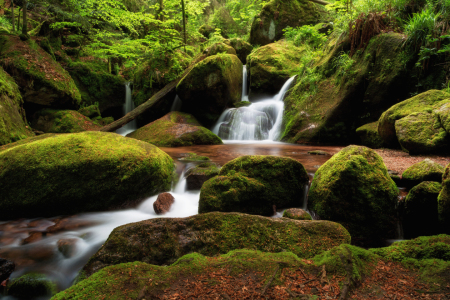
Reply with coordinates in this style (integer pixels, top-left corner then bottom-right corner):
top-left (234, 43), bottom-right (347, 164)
top-left (213, 76), bottom-right (296, 141)
top-left (116, 82), bottom-right (137, 136)
top-left (242, 66), bottom-right (249, 102)
top-left (171, 95), bottom-right (182, 111)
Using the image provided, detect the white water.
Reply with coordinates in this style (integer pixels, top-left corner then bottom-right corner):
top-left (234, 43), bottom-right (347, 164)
top-left (213, 75), bottom-right (296, 141)
top-left (171, 95), bottom-right (182, 111)
top-left (241, 66), bottom-right (249, 102)
top-left (116, 83), bottom-right (137, 136)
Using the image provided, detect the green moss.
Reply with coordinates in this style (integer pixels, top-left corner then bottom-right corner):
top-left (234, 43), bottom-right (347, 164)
top-left (210, 7), bottom-right (239, 38)
top-left (234, 101), bottom-right (251, 108)
top-left (308, 145), bottom-right (398, 240)
top-left (179, 152), bottom-right (210, 161)
top-left (204, 42), bottom-right (236, 56)
top-left (438, 164), bottom-right (450, 232)
top-left (199, 155), bottom-right (309, 215)
top-left (32, 109), bottom-right (101, 133)
top-left (228, 38), bottom-right (252, 64)
top-left (8, 273), bottom-right (57, 298)
top-left (356, 121), bottom-right (384, 148)
top-left (186, 162), bottom-right (220, 177)
top-left (0, 132), bottom-right (174, 219)
top-left (78, 104), bottom-right (101, 118)
top-left (402, 159), bottom-right (444, 187)
top-left (199, 24), bottom-right (215, 38)
top-left (283, 208), bottom-right (312, 220)
top-left (127, 112), bottom-right (223, 147)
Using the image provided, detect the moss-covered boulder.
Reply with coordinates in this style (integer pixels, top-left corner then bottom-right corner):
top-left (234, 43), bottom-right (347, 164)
top-left (0, 67), bottom-right (34, 145)
top-left (356, 121), bottom-right (383, 148)
top-left (378, 90), bottom-right (450, 147)
top-left (395, 111), bottom-right (450, 154)
top-left (249, 0), bottom-right (322, 46)
top-left (199, 24), bottom-right (215, 38)
top-left (203, 42), bottom-right (236, 57)
top-left (82, 212), bottom-right (350, 276)
top-left (403, 181), bottom-right (442, 238)
top-left (78, 104), bottom-right (101, 119)
top-left (438, 164), bottom-right (450, 232)
top-left (283, 208), bottom-right (312, 220)
top-left (402, 159), bottom-right (445, 187)
top-left (179, 152), bottom-right (210, 161)
top-left (199, 155), bottom-right (309, 216)
top-left (247, 40), bottom-right (302, 98)
top-left (435, 101), bottom-right (450, 133)
top-left (229, 38), bottom-right (252, 64)
top-left (0, 132), bottom-right (174, 219)
top-left (126, 112), bottom-right (222, 147)
top-left (186, 162), bottom-right (221, 190)
top-left (0, 35), bottom-right (81, 110)
top-left (308, 145), bottom-right (398, 242)
top-left (31, 109), bottom-right (101, 133)
top-left (177, 54), bottom-right (242, 127)
top-left (7, 273), bottom-right (57, 299)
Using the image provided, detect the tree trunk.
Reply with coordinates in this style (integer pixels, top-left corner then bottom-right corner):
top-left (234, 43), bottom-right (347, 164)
top-left (22, 0), bottom-right (27, 35)
top-left (158, 0), bottom-right (164, 21)
top-left (181, 0), bottom-right (186, 51)
top-left (17, 8), bottom-right (20, 31)
top-left (11, 0), bottom-right (14, 32)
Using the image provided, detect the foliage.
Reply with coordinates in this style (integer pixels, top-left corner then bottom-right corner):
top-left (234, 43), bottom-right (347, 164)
top-left (283, 25), bottom-right (327, 49)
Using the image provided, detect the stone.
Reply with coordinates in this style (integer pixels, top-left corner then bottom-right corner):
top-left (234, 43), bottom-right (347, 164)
top-left (78, 105), bottom-right (101, 118)
top-left (356, 121), bottom-right (384, 148)
top-left (153, 193), bottom-right (175, 215)
top-left (31, 109), bottom-right (101, 133)
top-left (7, 273), bottom-right (57, 298)
top-left (199, 24), bottom-right (215, 38)
top-left (229, 38), bottom-right (253, 64)
top-left (283, 208), bottom-right (312, 220)
top-left (57, 238), bottom-right (79, 258)
top-left (179, 153), bottom-right (210, 161)
top-left (438, 163), bottom-right (450, 232)
top-left (203, 42), bottom-right (236, 57)
top-left (402, 159), bottom-right (445, 187)
top-left (186, 162), bottom-right (221, 190)
top-left (0, 258), bottom-right (15, 283)
top-left (308, 150), bottom-right (329, 155)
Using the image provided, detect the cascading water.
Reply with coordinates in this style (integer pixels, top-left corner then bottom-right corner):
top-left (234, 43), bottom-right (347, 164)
top-left (171, 95), bottom-right (182, 111)
top-left (213, 74), bottom-right (296, 141)
top-left (241, 66), bottom-right (249, 102)
top-left (116, 83), bottom-right (137, 136)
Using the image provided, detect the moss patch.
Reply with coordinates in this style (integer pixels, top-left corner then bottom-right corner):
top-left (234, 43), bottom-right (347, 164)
top-left (356, 121), bottom-right (384, 148)
top-left (438, 164), bottom-right (450, 232)
top-left (8, 273), bottom-right (57, 299)
top-left (402, 159), bottom-right (445, 187)
top-left (31, 109), bottom-right (101, 133)
top-left (283, 208), bottom-right (312, 220)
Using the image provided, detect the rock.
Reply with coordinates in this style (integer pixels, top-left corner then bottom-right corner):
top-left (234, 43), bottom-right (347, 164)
top-left (403, 181), bottom-right (442, 238)
top-left (356, 121), bottom-right (384, 148)
top-left (0, 35), bottom-right (81, 110)
top-left (378, 90), bottom-right (450, 147)
top-left (199, 156), bottom-right (309, 216)
top-left (247, 40), bottom-right (303, 99)
top-left (177, 54), bottom-right (243, 127)
top-left (153, 193), bottom-right (175, 214)
top-left (283, 208), bottom-right (312, 220)
top-left (438, 164), bottom-right (450, 232)
top-left (46, 216), bottom-right (96, 233)
top-left (203, 42), bottom-right (236, 57)
top-left (22, 231), bottom-right (44, 245)
top-left (126, 112), bottom-right (222, 147)
top-left (0, 132), bottom-right (174, 219)
top-left (395, 111), bottom-right (449, 154)
top-left (31, 109), bottom-right (101, 133)
top-left (179, 152), bottom-right (210, 161)
top-left (7, 273), bottom-right (57, 299)
top-left (78, 105), bottom-right (101, 119)
top-left (199, 24), bottom-right (215, 38)
top-left (186, 162), bottom-right (221, 190)
top-left (249, 0), bottom-right (323, 46)
top-left (402, 159), bottom-right (445, 187)
top-left (308, 150), bottom-right (329, 155)
top-left (234, 101), bottom-right (252, 108)
top-left (435, 101), bottom-right (450, 133)
top-left (0, 258), bottom-right (15, 282)
top-left (229, 38), bottom-right (253, 64)
top-left (0, 67), bottom-right (34, 145)
top-left (308, 145), bottom-right (399, 242)
top-left (82, 212), bottom-right (351, 277)
top-left (57, 238), bottom-right (79, 258)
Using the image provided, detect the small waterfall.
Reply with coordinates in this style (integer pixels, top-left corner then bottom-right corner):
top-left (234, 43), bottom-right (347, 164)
top-left (171, 95), bottom-right (182, 111)
top-left (213, 76), bottom-right (296, 141)
top-left (242, 66), bottom-right (249, 102)
top-left (116, 83), bottom-right (137, 136)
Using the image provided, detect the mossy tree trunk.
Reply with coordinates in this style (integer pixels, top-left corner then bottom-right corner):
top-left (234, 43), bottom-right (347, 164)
top-left (181, 0), bottom-right (186, 51)
top-left (11, 0), bottom-right (14, 32)
top-left (158, 0), bottom-right (164, 21)
top-left (22, 0), bottom-right (27, 35)
top-left (308, 0), bottom-right (330, 5)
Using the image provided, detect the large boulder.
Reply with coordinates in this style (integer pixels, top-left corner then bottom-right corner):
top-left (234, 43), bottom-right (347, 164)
top-left (356, 121), bottom-right (384, 149)
top-left (31, 109), bottom-right (101, 133)
top-left (82, 212), bottom-right (351, 276)
top-left (0, 258), bottom-right (15, 282)
top-left (247, 40), bottom-right (302, 99)
top-left (203, 42), bottom-right (236, 57)
top-left (0, 35), bottom-right (81, 112)
top-left (126, 112), bottom-right (223, 147)
top-left (186, 162), bottom-right (221, 190)
top-left (308, 145), bottom-right (398, 242)
top-left (0, 67), bottom-right (34, 145)
top-left (249, 0), bottom-right (322, 46)
top-left (438, 164), bottom-right (450, 232)
top-left (395, 111), bottom-right (449, 154)
top-left (228, 38), bottom-right (252, 64)
top-left (378, 90), bottom-right (450, 147)
top-left (177, 54), bottom-right (243, 127)
top-left (7, 273), bottom-right (57, 299)
top-left (402, 159), bottom-right (445, 187)
top-left (199, 155), bottom-right (309, 215)
top-left (0, 132), bottom-right (174, 219)
top-left (435, 101), bottom-right (450, 133)
top-left (403, 181), bottom-right (442, 238)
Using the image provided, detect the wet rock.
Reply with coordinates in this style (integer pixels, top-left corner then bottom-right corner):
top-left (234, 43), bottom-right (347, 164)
top-left (282, 208), bottom-right (312, 220)
top-left (7, 273), bottom-right (57, 299)
top-left (307, 150), bottom-right (329, 155)
top-left (26, 244), bottom-right (56, 261)
top-left (47, 217), bottom-right (97, 234)
top-left (153, 193), bottom-right (175, 215)
top-left (21, 231), bottom-right (45, 245)
top-left (438, 163), bottom-right (450, 232)
top-left (186, 162), bottom-right (221, 190)
top-left (308, 145), bottom-right (399, 243)
top-left (0, 258), bottom-right (15, 282)
top-left (82, 212), bottom-right (350, 277)
top-left (57, 238), bottom-right (79, 258)
top-left (402, 159), bottom-right (444, 187)
top-left (179, 153), bottom-right (210, 161)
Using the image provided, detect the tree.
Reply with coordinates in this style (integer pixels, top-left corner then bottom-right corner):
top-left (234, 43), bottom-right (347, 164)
top-left (22, 0), bottom-right (27, 35)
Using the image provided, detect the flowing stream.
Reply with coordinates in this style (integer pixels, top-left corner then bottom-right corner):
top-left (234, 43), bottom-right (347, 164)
top-left (116, 82), bottom-right (137, 136)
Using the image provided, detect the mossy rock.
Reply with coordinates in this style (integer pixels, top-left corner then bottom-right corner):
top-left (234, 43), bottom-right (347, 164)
top-left (395, 111), bottom-right (450, 154)
top-left (126, 112), bottom-right (222, 147)
top-left (78, 104), bottom-right (101, 119)
top-left (177, 54), bottom-right (243, 127)
top-left (249, 0), bottom-right (323, 46)
top-left (402, 159), bottom-right (445, 187)
top-left (356, 121), bottom-right (384, 148)
top-left (7, 273), bottom-right (57, 299)
top-left (234, 100), bottom-right (251, 108)
top-left (247, 40), bottom-right (302, 98)
top-left (186, 162), bottom-right (221, 190)
top-left (179, 152), bottom-right (210, 161)
top-left (199, 155), bottom-right (309, 216)
top-left (0, 66), bottom-right (34, 145)
top-left (438, 164), bottom-right (450, 232)
top-left (378, 90), bottom-right (450, 147)
top-left (0, 132), bottom-right (174, 219)
top-left (0, 34), bottom-right (81, 109)
top-left (403, 181), bottom-right (442, 238)
top-left (31, 109), bottom-right (101, 133)
top-left (283, 208), bottom-right (312, 220)
top-left (308, 145), bottom-right (398, 243)
top-left (82, 212), bottom-right (350, 277)
top-left (435, 101), bottom-right (450, 133)
top-left (203, 42), bottom-right (236, 57)
top-left (199, 24), bottom-right (215, 38)
top-left (229, 38), bottom-right (252, 64)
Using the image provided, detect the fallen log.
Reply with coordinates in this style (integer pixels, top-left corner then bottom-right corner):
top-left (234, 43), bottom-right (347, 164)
top-left (309, 0), bottom-right (331, 5)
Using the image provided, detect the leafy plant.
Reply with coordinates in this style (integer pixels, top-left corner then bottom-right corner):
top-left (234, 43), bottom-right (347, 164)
top-left (283, 25), bottom-right (327, 49)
